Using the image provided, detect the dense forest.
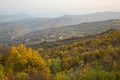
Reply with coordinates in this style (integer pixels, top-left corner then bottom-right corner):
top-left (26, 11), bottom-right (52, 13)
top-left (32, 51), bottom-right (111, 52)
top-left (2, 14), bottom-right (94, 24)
top-left (0, 29), bottom-right (120, 80)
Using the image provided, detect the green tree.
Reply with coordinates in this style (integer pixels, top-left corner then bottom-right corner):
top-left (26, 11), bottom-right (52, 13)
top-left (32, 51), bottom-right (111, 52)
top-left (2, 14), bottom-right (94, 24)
top-left (51, 59), bottom-right (61, 74)
top-left (0, 64), bottom-right (4, 80)
top-left (54, 72), bottom-right (70, 80)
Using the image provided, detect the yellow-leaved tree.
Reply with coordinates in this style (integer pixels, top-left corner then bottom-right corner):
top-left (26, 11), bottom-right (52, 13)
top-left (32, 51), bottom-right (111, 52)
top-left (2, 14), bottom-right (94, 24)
top-left (7, 44), bottom-right (50, 80)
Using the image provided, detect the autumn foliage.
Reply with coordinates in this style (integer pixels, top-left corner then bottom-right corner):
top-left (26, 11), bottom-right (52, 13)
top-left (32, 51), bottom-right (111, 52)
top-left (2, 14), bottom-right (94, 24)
top-left (0, 29), bottom-right (120, 80)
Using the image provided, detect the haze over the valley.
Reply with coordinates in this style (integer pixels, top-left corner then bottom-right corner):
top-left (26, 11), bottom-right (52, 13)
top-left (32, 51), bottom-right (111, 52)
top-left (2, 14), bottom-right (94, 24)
top-left (0, 0), bottom-right (120, 17)
top-left (0, 0), bottom-right (120, 45)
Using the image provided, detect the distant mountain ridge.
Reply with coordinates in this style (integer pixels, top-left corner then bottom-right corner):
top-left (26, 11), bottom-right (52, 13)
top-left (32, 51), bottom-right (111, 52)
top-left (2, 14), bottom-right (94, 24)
top-left (0, 14), bottom-right (33, 23)
top-left (0, 12), bottom-right (120, 45)
top-left (37, 12), bottom-right (120, 29)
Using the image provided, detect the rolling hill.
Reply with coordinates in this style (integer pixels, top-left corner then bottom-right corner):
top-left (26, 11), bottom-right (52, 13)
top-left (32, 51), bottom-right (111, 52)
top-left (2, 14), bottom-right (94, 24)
top-left (0, 14), bottom-right (33, 23)
top-left (10, 19), bottom-right (120, 46)
top-left (1, 12), bottom-right (120, 45)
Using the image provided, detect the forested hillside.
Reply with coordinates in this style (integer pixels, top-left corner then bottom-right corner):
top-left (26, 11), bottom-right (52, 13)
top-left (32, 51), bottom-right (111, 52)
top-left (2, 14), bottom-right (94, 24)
top-left (0, 29), bottom-right (120, 80)
top-left (9, 19), bottom-right (120, 45)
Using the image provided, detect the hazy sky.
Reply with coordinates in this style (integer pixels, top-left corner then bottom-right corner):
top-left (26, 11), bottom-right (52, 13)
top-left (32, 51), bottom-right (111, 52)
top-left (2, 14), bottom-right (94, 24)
top-left (0, 0), bottom-right (120, 17)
